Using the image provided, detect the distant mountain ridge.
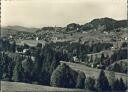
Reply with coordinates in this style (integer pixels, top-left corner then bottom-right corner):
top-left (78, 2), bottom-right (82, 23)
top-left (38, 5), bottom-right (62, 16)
top-left (1, 18), bottom-right (128, 36)
top-left (81, 18), bottom-right (128, 31)
top-left (2, 25), bottom-right (38, 32)
top-left (1, 25), bottom-right (39, 36)
top-left (37, 17), bottom-right (128, 33)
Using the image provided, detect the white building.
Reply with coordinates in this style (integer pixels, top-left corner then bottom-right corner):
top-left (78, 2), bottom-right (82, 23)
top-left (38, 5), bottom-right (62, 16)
top-left (103, 31), bottom-right (108, 35)
top-left (124, 37), bottom-right (128, 41)
top-left (82, 31), bottom-right (87, 34)
top-left (23, 49), bottom-right (29, 53)
top-left (36, 37), bottom-right (39, 41)
top-left (73, 56), bottom-right (79, 62)
top-left (9, 35), bottom-right (13, 39)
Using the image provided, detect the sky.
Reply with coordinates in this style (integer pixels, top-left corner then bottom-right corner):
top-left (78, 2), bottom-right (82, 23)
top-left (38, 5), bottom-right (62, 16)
top-left (1, 0), bottom-right (127, 28)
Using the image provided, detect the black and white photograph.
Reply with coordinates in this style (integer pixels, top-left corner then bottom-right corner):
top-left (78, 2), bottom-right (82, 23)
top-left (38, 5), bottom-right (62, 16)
top-left (0, 0), bottom-right (128, 92)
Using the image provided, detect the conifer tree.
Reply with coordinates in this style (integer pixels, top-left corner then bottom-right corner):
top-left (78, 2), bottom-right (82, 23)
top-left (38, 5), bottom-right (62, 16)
top-left (119, 78), bottom-right (126, 92)
top-left (96, 70), bottom-right (111, 92)
top-left (108, 71), bottom-right (115, 90)
top-left (12, 61), bottom-right (24, 82)
top-left (85, 77), bottom-right (95, 91)
top-left (76, 71), bottom-right (85, 89)
top-left (113, 79), bottom-right (120, 91)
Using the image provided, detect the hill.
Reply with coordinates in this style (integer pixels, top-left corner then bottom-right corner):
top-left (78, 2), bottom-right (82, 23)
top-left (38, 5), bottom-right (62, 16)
top-left (36, 17), bottom-right (128, 34)
top-left (1, 18), bottom-right (127, 37)
top-left (81, 18), bottom-right (128, 31)
top-left (2, 25), bottom-right (38, 32)
top-left (1, 25), bottom-right (39, 36)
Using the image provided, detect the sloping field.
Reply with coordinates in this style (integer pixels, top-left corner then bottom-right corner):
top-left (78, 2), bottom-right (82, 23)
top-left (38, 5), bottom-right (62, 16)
top-left (1, 81), bottom-right (87, 92)
top-left (60, 61), bottom-right (128, 84)
top-left (16, 40), bottom-right (46, 47)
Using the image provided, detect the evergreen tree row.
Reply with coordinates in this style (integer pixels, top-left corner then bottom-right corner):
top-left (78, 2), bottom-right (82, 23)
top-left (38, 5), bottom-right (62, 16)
top-left (50, 64), bottom-right (127, 92)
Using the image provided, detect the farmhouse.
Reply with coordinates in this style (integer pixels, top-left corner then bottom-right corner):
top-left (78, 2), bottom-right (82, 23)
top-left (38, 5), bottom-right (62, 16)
top-left (124, 37), bottom-right (128, 41)
top-left (73, 56), bottom-right (79, 63)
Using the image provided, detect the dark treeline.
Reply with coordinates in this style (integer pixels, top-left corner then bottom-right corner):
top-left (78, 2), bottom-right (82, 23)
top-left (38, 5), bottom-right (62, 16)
top-left (0, 38), bottom-right (127, 73)
top-left (0, 51), bottom-right (127, 92)
top-left (0, 45), bottom-right (60, 85)
top-left (48, 41), bottom-right (113, 61)
top-left (0, 38), bottom-right (127, 91)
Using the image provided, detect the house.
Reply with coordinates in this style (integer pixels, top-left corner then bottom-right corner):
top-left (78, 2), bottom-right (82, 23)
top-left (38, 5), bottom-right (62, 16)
top-left (23, 49), bottom-right (29, 54)
top-left (103, 31), bottom-right (108, 35)
top-left (9, 35), bottom-right (13, 39)
top-left (91, 63), bottom-right (94, 68)
top-left (82, 31), bottom-right (87, 34)
top-left (124, 37), bottom-right (128, 41)
top-left (31, 56), bottom-right (35, 61)
top-left (73, 56), bottom-right (79, 62)
top-left (36, 37), bottom-right (39, 41)
top-left (111, 46), bottom-right (114, 50)
top-left (77, 28), bottom-right (79, 31)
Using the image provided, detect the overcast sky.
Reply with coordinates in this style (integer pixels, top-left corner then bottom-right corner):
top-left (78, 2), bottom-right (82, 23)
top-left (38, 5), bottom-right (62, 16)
top-left (1, 0), bottom-right (127, 27)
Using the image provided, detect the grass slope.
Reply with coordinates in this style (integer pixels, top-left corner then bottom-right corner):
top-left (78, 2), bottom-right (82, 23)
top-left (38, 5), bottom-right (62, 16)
top-left (1, 81), bottom-right (87, 92)
top-left (60, 61), bottom-right (128, 84)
